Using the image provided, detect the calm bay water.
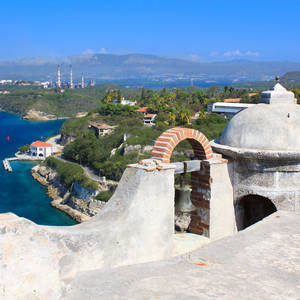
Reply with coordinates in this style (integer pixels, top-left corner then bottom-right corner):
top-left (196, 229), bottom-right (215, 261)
top-left (0, 111), bottom-right (77, 225)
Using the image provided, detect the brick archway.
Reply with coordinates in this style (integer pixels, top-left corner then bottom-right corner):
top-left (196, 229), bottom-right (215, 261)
top-left (152, 127), bottom-right (213, 237)
top-left (151, 127), bottom-right (213, 163)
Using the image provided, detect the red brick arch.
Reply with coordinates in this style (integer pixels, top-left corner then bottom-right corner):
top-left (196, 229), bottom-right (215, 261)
top-left (151, 127), bottom-right (213, 163)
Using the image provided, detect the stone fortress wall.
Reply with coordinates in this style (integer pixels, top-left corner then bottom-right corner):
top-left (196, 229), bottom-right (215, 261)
top-left (1, 81), bottom-right (300, 299)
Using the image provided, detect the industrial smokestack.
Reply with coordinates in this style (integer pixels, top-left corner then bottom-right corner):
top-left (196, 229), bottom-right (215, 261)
top-left (57, 64), bottom-right (61, 88)
top-left (81, 73), bottom-right (85, 89)
top-left (70, 65), bottom-right (73, 89)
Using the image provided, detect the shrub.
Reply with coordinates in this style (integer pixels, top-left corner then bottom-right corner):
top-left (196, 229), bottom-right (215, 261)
top-left (45, 157), bottom-right (98, 190)
top-left (19, 144), bottom-right (30, 153)
top-left (95, 190), bottom-right (113, 202)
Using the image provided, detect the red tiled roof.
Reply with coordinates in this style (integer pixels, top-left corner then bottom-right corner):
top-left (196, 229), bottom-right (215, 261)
top-left (144, 114), bottom-right (156, 118)
top-left (248, 93), bottom-right (258, 97)
top-left (136, 107), bottom-right (148, 113)
top-left (31, 141), bottom-right (53, 147)
top-left (224, 98), bottom-right (241, 103)
top-left (90, 122), bottom-right (114, 129)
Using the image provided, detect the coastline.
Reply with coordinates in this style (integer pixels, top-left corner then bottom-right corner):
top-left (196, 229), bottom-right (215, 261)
top-left (31, 166), bottom-right (91, 223)
top-left (0, 107), bottom-right (68, 121)
top-left (0, 107), bottom-right (87, 121)
top-left (23, 109), bottom-right (67, 121)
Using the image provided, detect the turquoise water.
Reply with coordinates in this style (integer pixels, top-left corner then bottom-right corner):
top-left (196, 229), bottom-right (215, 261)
top-left (0, 111), bottom-right (77, 225)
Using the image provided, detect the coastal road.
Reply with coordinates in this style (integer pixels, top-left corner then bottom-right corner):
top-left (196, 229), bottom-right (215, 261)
top-left (55, 154), bottom-right (103, 183)
top-left (46, 134), bottom-right (64, 152)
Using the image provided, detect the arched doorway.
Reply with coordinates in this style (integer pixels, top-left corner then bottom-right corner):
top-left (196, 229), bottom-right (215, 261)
top-left (235, 195), bottom-right (277, 230)
top-left (152, 127), bottom-right (213, 237)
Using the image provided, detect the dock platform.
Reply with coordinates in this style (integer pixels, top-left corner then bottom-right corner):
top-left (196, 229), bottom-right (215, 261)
top-left (2, 157), bottom-right (18, 172)
top-left (3, 159), bottom-right (12, 172)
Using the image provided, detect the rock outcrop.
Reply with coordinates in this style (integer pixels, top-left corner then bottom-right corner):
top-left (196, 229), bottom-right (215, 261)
top-left (31, 165), bottom-right (106, 222)
top-left (22, 109), bottom-right (61, 121)
top-left (124, 144), bottom-right (153, 155)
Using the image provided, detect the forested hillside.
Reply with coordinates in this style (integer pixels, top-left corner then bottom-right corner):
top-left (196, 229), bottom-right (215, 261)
top-left (61, 86), bottom-right (232, 181)
top-left (0, 84), bottom-right (140, 117)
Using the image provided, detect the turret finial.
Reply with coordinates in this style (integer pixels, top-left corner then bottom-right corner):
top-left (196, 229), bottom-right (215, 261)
top-left (275, 76), bottom-right (280, 83)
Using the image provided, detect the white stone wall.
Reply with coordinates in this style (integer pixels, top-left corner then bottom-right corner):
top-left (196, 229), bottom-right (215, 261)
top-left (0, 160), bottom-right (176, 299)
top-left (209, 160), bottom-right (236, 240)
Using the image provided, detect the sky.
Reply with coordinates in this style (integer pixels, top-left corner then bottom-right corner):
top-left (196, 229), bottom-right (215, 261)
top-left (1, 0), bottom-right (300, 62)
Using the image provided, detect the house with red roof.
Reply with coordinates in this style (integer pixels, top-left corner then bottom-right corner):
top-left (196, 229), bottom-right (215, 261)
top-left (248, 92), bottom-right (258, 97)
top-left (136, 107), bottom-right (148, 114)
top-left (143, 113), bottom-right (157, 127)
top-left (89, 122), bottom-right (117, 137)
top-left (30, 141), bottom-right (54, 158)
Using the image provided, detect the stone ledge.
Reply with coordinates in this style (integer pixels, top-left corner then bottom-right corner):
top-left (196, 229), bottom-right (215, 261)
top-left (211, 139), bottom-right (300, 160)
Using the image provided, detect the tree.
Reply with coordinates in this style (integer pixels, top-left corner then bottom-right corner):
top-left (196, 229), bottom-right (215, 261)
top-left (168, 92), bottom-right (176, 103)
top-left (117, 89), bottom-right (122, 100)
top-left (104, 94), bottom-right (112, 104)
top-left (168, 112), bottom-right (176, 125)
top-left (18, 144), bottom-right (30, 153)
top-left (177, 109), bottom-right (191, 125)
top-left (141, 88), bottom-right (146, 100)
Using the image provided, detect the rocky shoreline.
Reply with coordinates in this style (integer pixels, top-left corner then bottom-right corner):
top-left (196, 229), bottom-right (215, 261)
top-left (31, 164), bottom-right (106, 223)
top-left (22, 109), bottom-right (66, 121)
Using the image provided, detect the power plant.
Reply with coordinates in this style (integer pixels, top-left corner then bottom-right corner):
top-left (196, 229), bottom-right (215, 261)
top-left (57, 64), bottom-right (61, 88)
top-left (81, 73), bottom-right (85, 89)
top-left (69, 65), bottom-right (73, 89)
top-left (56, 64), bottom-right (86, 89)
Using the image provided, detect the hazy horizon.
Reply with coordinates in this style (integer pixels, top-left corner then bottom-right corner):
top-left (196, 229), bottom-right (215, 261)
top-left (1, 52), bottom-right (300, 64)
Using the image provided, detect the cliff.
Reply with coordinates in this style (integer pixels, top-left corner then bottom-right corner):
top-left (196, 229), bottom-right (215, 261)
top-left (31, 165), bottom-right (106, 222)
top-left (22, 109), bottom-right (62, 121)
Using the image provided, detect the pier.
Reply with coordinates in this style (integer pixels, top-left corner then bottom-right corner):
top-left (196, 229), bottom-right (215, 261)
top-left (3, 159), bottom-right (12, 172)
top-left (2, 157), bottom-right (18, 172)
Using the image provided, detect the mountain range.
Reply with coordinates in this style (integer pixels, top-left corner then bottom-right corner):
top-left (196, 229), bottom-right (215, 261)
top-left (1, 53), bottom-right (300, 83)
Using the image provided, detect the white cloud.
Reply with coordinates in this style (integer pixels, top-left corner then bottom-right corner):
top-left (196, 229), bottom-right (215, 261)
top-left (82, 49), bottom-right (95, 56)
top-left (99, 48), bottom-right (107, 54)
top-left (245, 51), bottom-right (259, 57)
top-left (188, 54), bottom-right (201, 61)
top-left (223, 49), bottom-right (259, 57)
top-left (223, 49), bottom-right (242, 57)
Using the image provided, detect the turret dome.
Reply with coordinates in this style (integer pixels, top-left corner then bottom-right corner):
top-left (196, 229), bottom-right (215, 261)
top-left (218, 82), bottom-right (300, 152)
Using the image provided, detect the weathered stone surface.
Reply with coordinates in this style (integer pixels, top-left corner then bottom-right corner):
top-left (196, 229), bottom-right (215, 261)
top-left (0, 161), bottom-right (176, 299)
top-left (66, 211), bottom-right (300, 300)
top-left (220, 103), bottom-right (300, 152)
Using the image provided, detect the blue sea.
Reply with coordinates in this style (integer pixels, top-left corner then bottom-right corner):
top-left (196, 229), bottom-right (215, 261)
top-left (0, 111), bottom-right (77, 226)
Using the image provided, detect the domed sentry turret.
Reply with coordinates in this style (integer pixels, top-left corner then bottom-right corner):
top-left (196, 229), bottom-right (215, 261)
top-left (211, 81), bottom-right (300, 231)
top-left (216, 81), bottom-right (299, 152)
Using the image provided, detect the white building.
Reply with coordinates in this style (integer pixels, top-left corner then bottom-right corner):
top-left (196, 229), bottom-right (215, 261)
top-left (143, 114), bottom-right (157, 127)
top-left (120, 97), bottom-right (137, 106)
top-left (207, 102), bottom-right (254, 117)
top-left (0, 80), bottom-right (13, 85)
top-left (30, 141), bottom-right (55, 158)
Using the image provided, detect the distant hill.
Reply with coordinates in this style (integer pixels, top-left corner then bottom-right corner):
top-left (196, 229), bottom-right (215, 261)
top-left (280, 71), bottom-right (300, 86)
top-left (234, 71), bottom-right (300, 90)
top-left (1, 53), bottom-right (300, 83)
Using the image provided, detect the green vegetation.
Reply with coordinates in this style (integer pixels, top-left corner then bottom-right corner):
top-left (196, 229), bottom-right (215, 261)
top-left (60, 116), bottom-right (90, 139)
top-left (18, 144), bottom-right (30, 153)
top-left (0, 84), bottom-right (140, 117)
top-left (63, 122), bottom-right (155, 181)
top-left (61, 85), bottom-right (234, 181)
top-left (191, 113), bottom-right (229, 141)
top-left (97, 103), bottom-right (137, 116)
top-left (44, 157), bottom-right (98, 190)
top-left (95, 190), bottom-right (113, 202)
